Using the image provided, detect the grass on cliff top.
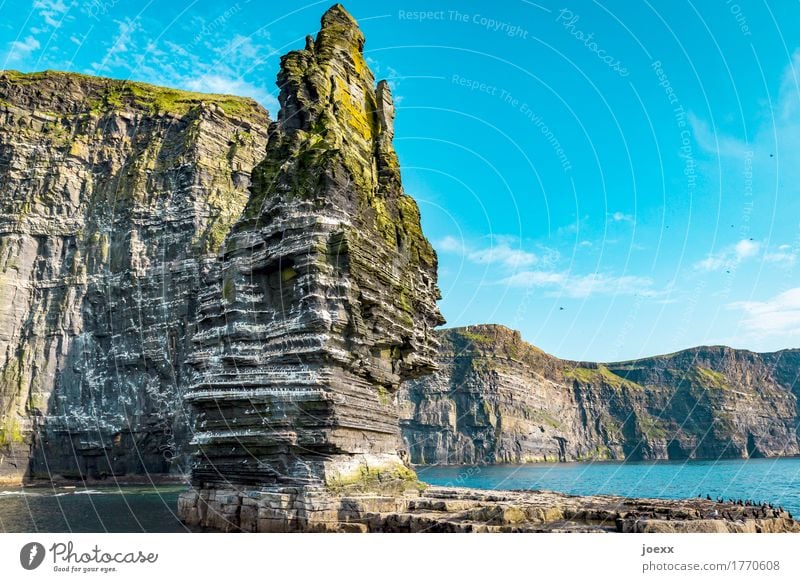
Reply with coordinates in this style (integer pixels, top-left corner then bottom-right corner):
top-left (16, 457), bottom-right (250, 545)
top-left (460, 331), bottom-right (495, 345)
top-left (1, 70), bottom-right (265, 119)
top-left (564, 365), bottom-right (644, 391)
top-left (453, 326), bottom-right (547, 360)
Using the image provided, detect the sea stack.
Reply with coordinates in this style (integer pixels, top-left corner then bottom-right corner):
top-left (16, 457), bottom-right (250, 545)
top-left (178, 4), bottom-right (445, 531)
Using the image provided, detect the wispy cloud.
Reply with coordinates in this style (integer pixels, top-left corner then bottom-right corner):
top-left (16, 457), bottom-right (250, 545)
top-left (764, 244), bottom-right (798, 266)
top-left (689, 111), bottom-right (754, 158)
top-left (694, 238), bottom-right (761, 271)
top-left (34, 0), bottom-right (69, 29)
top-left (437, 233), bottom-right (652, 298)
top-left (84, 15), bottom-right (278, 112)
top-left (690, 49), bottom-right (800, 198)
top-left (366, 56), bottom-right (403, 99)
top-left (502, 270), bottom-right (654, 298)
top-left (435, 234), bottom-right (548, 269)
top-left (90, 18), bottom-right (140, 72)
top-left (184, 74), bottom-right (278, 111)
top-left (502, 270), bottom-right (566, 286)
top-left (609, 211), bottom-right (633, 223)
top-left (6, 36), bottom-right (41, 62)
top-left (729, 288), bottom-right (800, 340)
top-left (694, 239), bottom-right (797, 272)
top-left (468, 243), bottom-right (538, 268)
top-left (436, 235), bottom-right (465, 254)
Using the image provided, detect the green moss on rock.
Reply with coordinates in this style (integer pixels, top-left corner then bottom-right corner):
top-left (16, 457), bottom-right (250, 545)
top-left (1, 70), bottom-right (265, 120)
top-left (326, 463), bottom-right (420, 494)
top-left (0, 416), bottom-right (24, 446)
top-left (693, 366), bottom-right (731, 390)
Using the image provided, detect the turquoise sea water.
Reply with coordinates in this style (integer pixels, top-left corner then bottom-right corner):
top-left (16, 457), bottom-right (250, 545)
top-left (2, 458), bottom-right (800, 531)
top-left (416, 458), bottom-right (800, 516)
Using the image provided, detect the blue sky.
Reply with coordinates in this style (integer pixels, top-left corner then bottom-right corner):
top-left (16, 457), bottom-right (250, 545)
top-left (2, 0), bottom-right (800, 361)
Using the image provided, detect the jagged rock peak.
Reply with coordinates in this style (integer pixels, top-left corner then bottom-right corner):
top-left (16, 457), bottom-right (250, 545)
top-left (316, 4), bottom-right (365, 55)
top-left (274, 2), bottom-right (397, 183)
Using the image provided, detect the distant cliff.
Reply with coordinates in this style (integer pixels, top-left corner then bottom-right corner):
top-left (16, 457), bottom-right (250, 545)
top-left (399, 325), bottom-right (800, 465)
top-left (0, 70), bottom-right (268, 482)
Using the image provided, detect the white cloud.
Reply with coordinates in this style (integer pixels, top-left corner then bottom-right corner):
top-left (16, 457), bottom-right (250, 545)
top-left (34, 0), bottom-right (69, 29)
top-left (435, 236), bottom-right (465, 254)
top-left (695, 254), bottom-right (728, 272)
top-left (734, 239), bottom-right (760, 260)
top-left (503, 271), bottom-right (566, 286)
top-left (213, 34), bottom-right (269, 72)
top-left (468, 243), bottom-right (537, 268)
top-left (183, 74), bottom-right (278, 111)
top-left (695, 239), bottom-right (761, 271)
top-left (501, 270), bottom-right (653, 298)
top-left (91, 18), bottom-right (140, 72)
top-left (610, 211), bottom-right (633, 223)
top-left (689, 50), bottom-right (800, 219)
top-left (696, 240), bottom-right (796, 272)
top-left (729, 288), bottom-right (800, 340)
top-left (85, 19), bottom-right (278, 112)
top-left (434, 235), bottom-right (542, 269)
top-left (689, 112), bottom-right (754, 158)
top-left (764, 244), bottom-right (798, 266)
top-left (6, 36), bottom-right (41, 62)
top-left (778, 50), bottom-right (800, 123)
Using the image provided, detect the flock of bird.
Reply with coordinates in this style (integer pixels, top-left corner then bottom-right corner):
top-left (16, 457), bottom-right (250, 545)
top-left (698, 494), bottom-right (794, 520)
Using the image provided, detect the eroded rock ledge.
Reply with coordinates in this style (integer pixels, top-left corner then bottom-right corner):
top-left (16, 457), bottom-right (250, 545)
top-left (179, 485), bottom-right (800, 533)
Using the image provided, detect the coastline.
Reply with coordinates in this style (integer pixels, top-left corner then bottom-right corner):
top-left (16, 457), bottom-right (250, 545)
top-left (178, 485), bottom-right (800, 533)
top-left (2, 465), bottom-right (798, 533)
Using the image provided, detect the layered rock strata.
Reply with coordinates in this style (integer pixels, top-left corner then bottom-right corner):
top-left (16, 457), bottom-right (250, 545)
top-left (0, 70), bottom-right (269, 482)
top-left (400, 325), bottom-right (800, 465)
top-left (1, 4), bottom-right (798, 535)
top-left (179, 3), bottom-right (443, 521)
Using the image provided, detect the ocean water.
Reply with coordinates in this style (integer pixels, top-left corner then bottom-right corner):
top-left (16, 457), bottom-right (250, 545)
top-left (416, 457), bottom-right (800, 516)
top-left (0, 485), bottom-right (190, 533)
top-left (2, 458), bottom-right (800, 531)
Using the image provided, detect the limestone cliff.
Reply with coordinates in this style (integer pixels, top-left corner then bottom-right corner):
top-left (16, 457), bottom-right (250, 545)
top-left (0, 70), bottom-right (269, 482)
top-left (183, 4), bottom-right (443, 491)
top-left (400, 325), bottom-right (800, 464)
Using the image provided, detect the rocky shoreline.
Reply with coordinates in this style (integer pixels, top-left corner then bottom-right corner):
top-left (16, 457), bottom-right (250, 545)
top-left (178, 484), bottom-right (800, 533)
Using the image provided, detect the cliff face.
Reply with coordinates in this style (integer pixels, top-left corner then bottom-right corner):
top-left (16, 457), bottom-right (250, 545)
top-left (1, 9), bottom-right (798, 502)
top-left (184, 4), bottom-right (443, 490)
top-left (400, 325), bottom-right (800, 465)
top-left (0, 70), bottom-right (269, 482)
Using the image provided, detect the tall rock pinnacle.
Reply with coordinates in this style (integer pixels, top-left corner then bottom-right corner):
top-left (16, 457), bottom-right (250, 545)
top-left (182, 4), bottom-right (444, 499)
